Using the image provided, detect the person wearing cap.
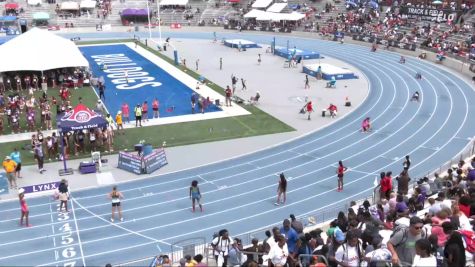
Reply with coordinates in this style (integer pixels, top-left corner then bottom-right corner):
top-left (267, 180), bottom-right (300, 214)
top-left (3, 156), bottom-right (17, 189)
top-left (387, 216), bottom-right (426, 266)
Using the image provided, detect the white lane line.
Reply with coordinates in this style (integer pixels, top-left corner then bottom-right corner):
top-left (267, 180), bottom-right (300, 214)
top-left (0, 49), bottom-right (419, 239)
top-left (0, 54), bottom-right (389, 223)
top-left (71, 197), bottom-right (171, 247)
top-left (8, 38), bottom-right (467, 264)
top-left (197, 175), bottom-right (217, 187)
top-left (0, 40), bottom-right (436, 243)
top-left (70, 195), bottom-right (86, 267)
top-left (0, 56), bottom-right (377, 211)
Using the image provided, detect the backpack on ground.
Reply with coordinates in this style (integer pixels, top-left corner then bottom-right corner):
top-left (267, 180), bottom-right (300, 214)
top-left (458, 229), bottom-right (475, 253)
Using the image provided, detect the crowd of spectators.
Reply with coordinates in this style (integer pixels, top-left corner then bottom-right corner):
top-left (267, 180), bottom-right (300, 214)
top-left (196, 156), bottom-right (475, 267)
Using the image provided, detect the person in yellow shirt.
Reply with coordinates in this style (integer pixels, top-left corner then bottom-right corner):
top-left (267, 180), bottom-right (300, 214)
top-left (115, 111), bottom-right (124, 135)
top-left (3, 156), bottom-right (18, 189)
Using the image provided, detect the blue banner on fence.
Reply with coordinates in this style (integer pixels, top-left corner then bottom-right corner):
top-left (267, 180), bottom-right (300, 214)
top-left (21, 181), bottom-right (61, 194)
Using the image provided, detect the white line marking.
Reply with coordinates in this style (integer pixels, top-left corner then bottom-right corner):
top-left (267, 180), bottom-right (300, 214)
top-left (70, 195), bottom-right (86, 267)
top-left (72, 197), bottom-right (171, 247)
top-left (9, 35), bottom-right (469, 264)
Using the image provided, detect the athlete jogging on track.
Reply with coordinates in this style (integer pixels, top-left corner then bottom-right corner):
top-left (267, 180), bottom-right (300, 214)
top-left (190, 180), bottom-right (203, 212)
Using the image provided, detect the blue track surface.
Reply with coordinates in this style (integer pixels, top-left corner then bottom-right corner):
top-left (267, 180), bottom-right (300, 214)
top-left (80, 43), bottom-right (221, 118)
top-left (1, 32), bottom-right (475, 266)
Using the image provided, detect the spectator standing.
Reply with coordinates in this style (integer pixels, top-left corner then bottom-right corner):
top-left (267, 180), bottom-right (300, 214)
top-left (275, 173), bottom-right (287, 206)
top-left (280, 219), bottom-right (299, 259)
top-left (121, 102), bottom-right (130, 124)
top-left (98, 83), bottom-right (106, 100)
top-left (211, 229), bottom-right (232, 267)
top-left (304, 74), bottom-right (310, 89)
top-left (396, 169), bottom-right (411, 196)
top-left (3, 156), bottom-right (17, 189)
top-left (442, 221), bottom-right (466, 267)
top-left (134, 104), bottom-right (142, 127)
top-left (290, 214), bottom-right (303, 234)
top-left (142, 101), bottom-right (148, 122)
top-left (387, 216), bottom-right (426, 266)
top-left (34, 143), bottom-right (45, 174)
top-left (10, 148), bottom-right (21, 179)
top-left (115, 111), bottom-right (124, 135)
top-left (335, 230), bottom-right (364, 267)
top-left (219, 57), bottom-right (223, 70)
top-left (403, 155), bottom-right (411, 171)
top-left (225, 86), bottom-right (232, 107)
top-left (152, 98), bottom-right (159, 118)
top-left (244, 238), bottom-right (264, 265)
top-left (195, 59), bottom-right (199, 71)
top-left (412, 239), bottom-right (437, 267)
top-left (267, 235), bottom-right (288, 267)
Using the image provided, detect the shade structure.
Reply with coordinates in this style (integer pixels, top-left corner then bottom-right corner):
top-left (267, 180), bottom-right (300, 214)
top-left (266, 3), bottom-right (287, 13)
top-left (252, 0), bottom-right (273, 8)
top-left (80, 0), bottom-right (96, 9)
top-left (227, 0), bottom-right (240, 2)
top-left (159, 0), bottom-right (189, 5)
top-left (60, 1), bottom-right (79, 10)
top-left (57, 104), bottom-right (108, 133)
top-left (121, 8), bottom-right (149, 16)
top-left (0, 27), bottom-right (89, 72)
top-left (27, 0), bottom-right (42, 5)
top-left (33, 12), bottom-right (50, 20)
top-left (5, 2), bottom-right (19, 9)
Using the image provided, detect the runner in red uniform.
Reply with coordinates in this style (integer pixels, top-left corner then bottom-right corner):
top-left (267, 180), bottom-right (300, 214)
top-left (336, 161), bottom-right (348, 192)
top-left (19, 189), bottom-right (31, 227)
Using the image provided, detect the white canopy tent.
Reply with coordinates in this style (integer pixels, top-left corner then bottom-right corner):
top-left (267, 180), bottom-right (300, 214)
top-left (80, 0), bottom-right (96, 9)
top-left (159, 0), bottom-right (188, 6)
top-left (252, 0), bottom-right (273, 9)
top-left (27, 0), bottom-right (42, 6)
top-left (245, 9), bottom-right (305, 21)
top-left (60, 1), bottom-right (79, 10)
top-left (0, 27), bottom-right (89, 72)
top-left (244, 9), bottom-right (266, 18)
top-left (266, 3), bottom-right (287, 13)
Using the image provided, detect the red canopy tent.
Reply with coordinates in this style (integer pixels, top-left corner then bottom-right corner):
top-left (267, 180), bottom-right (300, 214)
top-left (5, 3), bottom-right (19, 9)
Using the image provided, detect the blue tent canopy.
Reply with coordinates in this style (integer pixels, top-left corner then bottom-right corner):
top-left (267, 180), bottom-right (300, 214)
top-left (56, 104), bottom-right (108, 133)
top-left (0, 16), bottom-right (17, 21)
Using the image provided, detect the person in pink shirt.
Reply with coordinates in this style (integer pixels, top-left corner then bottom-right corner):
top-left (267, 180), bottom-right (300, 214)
top-left (19, 189), bottom-right (31, 227)
top-left (121, 102), bottom-right (130, 124)
top-left (362, 117), bottom-right (371, 132)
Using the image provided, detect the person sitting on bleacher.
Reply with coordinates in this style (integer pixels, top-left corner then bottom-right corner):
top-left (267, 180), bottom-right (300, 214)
top-left (327, 103), bottom-right (337, 118)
